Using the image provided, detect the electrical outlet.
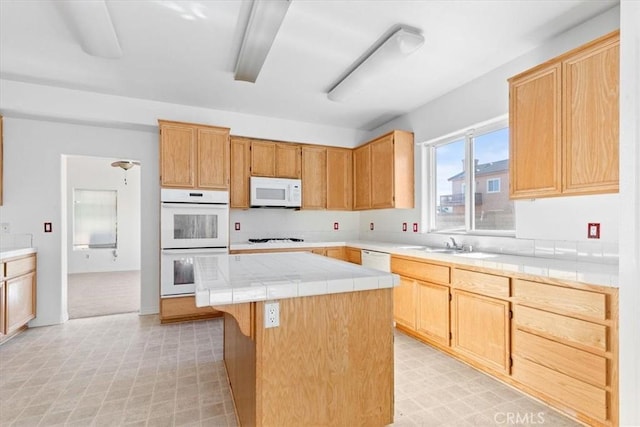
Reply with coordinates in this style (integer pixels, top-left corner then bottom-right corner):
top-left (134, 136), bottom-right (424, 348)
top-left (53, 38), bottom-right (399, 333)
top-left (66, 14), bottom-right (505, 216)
top-left (333, 222), bottom-right (339, 230)
top-left (413, 223), bottom-right (418, 232)
top-left (588, 223), bottom-right (600, 239)
top-left (234, 222), bottom-right (241, 231)
top-left (264, 301), bottom-right (280, 328)
top-left (370, 222), bottom-right (374, 231)
top-left (402, 222), bottom-right (407, 232)
top-left (0, 223), bottom-right (9, 234)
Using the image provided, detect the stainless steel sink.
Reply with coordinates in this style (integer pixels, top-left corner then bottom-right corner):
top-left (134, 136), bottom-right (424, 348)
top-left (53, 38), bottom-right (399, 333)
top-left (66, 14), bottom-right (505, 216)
top-left (453, 251), bottom-right (498, 259)
top-left (422, 247), bottom-right (460, 254)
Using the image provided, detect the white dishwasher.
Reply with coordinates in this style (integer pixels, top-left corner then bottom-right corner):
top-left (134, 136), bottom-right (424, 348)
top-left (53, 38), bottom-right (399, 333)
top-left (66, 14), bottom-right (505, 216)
top-left (361, 250), bottom-right (391, 272)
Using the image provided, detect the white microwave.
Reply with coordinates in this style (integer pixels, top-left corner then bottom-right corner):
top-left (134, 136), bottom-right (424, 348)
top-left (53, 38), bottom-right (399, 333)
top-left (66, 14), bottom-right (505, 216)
top-left (250, 177), bottom-right (302, 208)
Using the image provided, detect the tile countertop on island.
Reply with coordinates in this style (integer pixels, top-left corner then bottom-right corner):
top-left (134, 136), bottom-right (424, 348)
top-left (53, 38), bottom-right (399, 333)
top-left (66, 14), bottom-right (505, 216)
top-left (193, 252), bottom-right (400, 307)
top-left (229, 240), bottom-right (619, 288)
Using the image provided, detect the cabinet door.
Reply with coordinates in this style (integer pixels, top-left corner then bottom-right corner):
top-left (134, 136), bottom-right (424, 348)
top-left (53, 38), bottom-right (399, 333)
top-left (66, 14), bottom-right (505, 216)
top-left (0, 281), bottom-right (5, 337)
top-left (326, 247), bottom-right (346, 261)
top-left (160, 122), bottom-right (196, 188)
top-left (353, 144), bottom-right (371, 210)
top-left (197, 127), bottom-right (229, 189)
top-left (251, 141), bottom-right (276, 177)
top-left (230, 137), bottom-right (251, 208)
top-left (6, 272), bottom-right (35, 335)
top-left (346, 247), bottom-right (361, 265)
top-left (371, 134), bottom-right (395, 208)
top-left (326, 148), bottom-right (352, 210)
top-left (393, 276), bottom-right (416, 330)
top-left (275, 144), bottom-right (301, 178)
top-left (301, 146), bottom-right (327, 209)
top-left (509, 63), bottom-right (562, 199)
top-left (563, 34), bottom-right (619, 195)
top-left (417, 281), bottom-right (450, 347)
top-left (451, 289), bottom-right (510, 374)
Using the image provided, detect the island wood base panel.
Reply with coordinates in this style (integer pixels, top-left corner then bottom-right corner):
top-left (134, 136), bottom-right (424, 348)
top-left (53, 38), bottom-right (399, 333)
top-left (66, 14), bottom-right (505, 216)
top-left (222, 288), bottom-right (394, 427)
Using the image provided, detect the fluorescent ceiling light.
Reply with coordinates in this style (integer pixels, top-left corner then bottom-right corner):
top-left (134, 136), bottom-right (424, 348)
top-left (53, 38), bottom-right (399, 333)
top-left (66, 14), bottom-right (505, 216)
top-left (57, 0), bottom-right (122, 59)
top-left (328, 27), bottom-right (425, 102)
top-left (235, 0), bottom-right (291, 83)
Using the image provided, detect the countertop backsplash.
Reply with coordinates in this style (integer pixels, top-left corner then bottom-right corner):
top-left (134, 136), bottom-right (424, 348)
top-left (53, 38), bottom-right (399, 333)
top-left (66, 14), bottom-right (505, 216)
top-left (0, 233), bottom-right (33, 251)
top-left (230, 209), bottom-right (360, 244)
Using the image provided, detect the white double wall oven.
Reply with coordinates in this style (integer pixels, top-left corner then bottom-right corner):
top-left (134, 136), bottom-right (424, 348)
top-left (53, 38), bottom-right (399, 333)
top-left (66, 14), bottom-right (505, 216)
top-left (160, 189), bottom-right (229, 297)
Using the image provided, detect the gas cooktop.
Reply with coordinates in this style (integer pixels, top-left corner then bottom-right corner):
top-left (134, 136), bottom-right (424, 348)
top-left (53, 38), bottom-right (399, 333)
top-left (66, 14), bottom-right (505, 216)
top-left (248, 238), bottom-right (304, 244)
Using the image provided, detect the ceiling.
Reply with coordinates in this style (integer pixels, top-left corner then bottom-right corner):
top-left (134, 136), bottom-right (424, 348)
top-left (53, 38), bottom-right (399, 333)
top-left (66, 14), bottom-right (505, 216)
top-left (0, 0), bottom-right (618, 131)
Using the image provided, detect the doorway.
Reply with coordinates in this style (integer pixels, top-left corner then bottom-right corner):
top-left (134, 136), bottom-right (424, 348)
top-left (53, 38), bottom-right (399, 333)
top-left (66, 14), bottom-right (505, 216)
top-left (64, 155), bottom-right (141, 319)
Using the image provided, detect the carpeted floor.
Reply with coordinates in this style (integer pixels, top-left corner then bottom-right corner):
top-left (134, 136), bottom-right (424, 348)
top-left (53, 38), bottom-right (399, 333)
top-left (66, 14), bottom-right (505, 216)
top-left (67, 270), bottom-right (140, 319)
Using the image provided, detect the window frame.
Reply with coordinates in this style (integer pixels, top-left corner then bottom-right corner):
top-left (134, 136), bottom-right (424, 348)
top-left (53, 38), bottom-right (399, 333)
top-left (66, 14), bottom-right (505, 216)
top-left (422, 115), bottom-right (514, 236)
top-left (487, 178), bottom-right (501, 193)
top-left (72, 188), bottom-right (118, 250)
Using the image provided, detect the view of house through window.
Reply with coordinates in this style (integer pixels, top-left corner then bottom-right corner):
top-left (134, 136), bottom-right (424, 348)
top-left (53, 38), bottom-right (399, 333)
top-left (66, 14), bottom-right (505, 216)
top-left (431, 122), bottom-right (514, 233)
top-left (73, 189), bottom-right (118, 249)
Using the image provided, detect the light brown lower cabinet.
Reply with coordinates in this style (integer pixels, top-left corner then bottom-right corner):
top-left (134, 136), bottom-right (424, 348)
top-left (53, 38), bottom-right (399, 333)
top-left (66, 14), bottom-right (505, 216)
top-left (391, 254), bottom-right (618, 427)
top-left (1, 253), bottom-right (37, 343)
top-left (393, 277), bottom-right (416, 330)
top-left (451, 289), bottom-right (510, 375)
top-left (416, 281), bottom-right (450, 347)
top-left (512, 278), bottom-right (617, 426)
top-left (325, 246), bottom-right (346, 261)
top-left (345, 247), bottom-right (361, 265)
top-left (159, 296), bottom-right (221, 324)
top-left (231, 246), bottom-right (354, 264)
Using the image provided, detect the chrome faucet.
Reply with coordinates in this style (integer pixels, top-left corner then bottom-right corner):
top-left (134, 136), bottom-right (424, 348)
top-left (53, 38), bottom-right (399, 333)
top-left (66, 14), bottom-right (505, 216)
top-left (447, 237), bottom-right (464, 251)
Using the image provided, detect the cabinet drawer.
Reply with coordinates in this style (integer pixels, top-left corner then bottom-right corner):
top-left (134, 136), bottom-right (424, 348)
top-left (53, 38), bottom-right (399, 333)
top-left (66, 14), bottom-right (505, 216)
top-left (6, 255), bottom-right (36, 278)
top-left (452, 268), bottom-right (509, 298)
top-left (513, 279), bottom-right (607, 320)
top-left (514, 305), bottom-right (607, 353)
top-left (512, 356), bottom-right (607, 422)
top-left (513, 329), bottom-right (607, 387)
top-left (391, 257), bottom-right (450, 284)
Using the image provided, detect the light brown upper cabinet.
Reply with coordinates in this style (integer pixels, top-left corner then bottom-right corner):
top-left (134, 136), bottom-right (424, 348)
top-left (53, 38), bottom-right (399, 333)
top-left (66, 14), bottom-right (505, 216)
top-left (353, 144), bottom-right (371, 210)
top-left (301, 146), bottom-right (327, 209)
top-left (159, 120), bottom-right (230, 190)
top-left (230, 136), bottom-right (251, 208)
top-left (250, 140), bottom-right (301, 178)
top-left (326, 147), bottom-right (352, 210)
top-left (509, 31), bottom-right (619, 199)
top-left (353, 130), bottom-right (414, 210)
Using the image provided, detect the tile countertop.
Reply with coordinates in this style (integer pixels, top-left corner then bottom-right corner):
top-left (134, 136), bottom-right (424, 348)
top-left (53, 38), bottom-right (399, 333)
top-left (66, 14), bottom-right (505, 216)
top-left (230, 240), bottom-right (618, 288)
top-left (194, 252), bottom-right (400, 307)
top-left (0, 247), bottom-right (37, 262)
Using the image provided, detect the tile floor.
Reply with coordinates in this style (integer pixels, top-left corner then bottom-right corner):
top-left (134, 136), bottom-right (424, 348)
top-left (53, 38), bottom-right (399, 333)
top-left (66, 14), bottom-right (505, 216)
top-left (0, 314), bottom-right (581, 427)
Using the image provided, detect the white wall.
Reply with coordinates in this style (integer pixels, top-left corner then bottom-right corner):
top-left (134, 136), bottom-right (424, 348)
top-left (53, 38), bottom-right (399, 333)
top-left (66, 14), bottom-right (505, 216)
top-left (363, 6), bottom-right (620, 247)
top-left (0, 80), bottom-right (366, 148)
top-left (0, 117), bottom-right (159, 326)
top-left (618, 1), bottom-right (640, 424)
top-left (66, 155), bottom-right (141, 273)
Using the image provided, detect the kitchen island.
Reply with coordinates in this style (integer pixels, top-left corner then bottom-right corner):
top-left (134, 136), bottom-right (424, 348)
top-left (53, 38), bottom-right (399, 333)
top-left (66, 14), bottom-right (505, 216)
top-left (194, 252), bottom-right (399, 427)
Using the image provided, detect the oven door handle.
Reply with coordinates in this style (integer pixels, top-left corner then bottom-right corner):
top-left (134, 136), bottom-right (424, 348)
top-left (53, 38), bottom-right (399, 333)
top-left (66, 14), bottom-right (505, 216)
top-left (161, 249), bottom-right (228, 255)
top-left (161, 202), bottom-right (227, 208)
